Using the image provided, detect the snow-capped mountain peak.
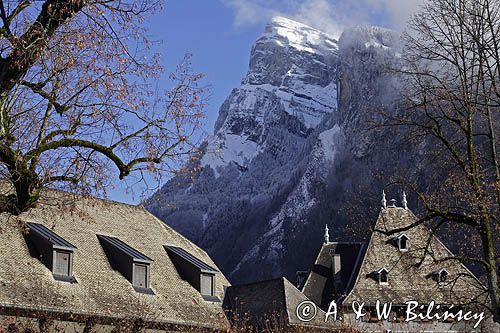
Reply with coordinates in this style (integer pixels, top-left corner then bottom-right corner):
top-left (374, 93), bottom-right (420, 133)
top-left (202, 17), bottom-right (339, 176)
top-left (264, 16), bottom-right (338, 55)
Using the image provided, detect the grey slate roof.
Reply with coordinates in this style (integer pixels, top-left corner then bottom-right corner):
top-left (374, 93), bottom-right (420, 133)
top-left (343, 207), bottom-right (486, 306)
top-left (224, 277), bottom-right (340, 330)
top-left (0, 190), bottom-right (230, 330)
top-left (301, 242), bottom-right (365, 310)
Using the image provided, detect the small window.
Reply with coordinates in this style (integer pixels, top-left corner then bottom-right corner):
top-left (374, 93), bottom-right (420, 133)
top-left (437, 269), bottom-right (448, 284)
top-left (133, 263), bottom-right (149, 288)
top-left (164, 245), bottom-right (220, 301)
top-left (427, 268), bottom-right (449, 286)
top-left (396, 234), bottom-right (409, 252)
top-left (394, 306), bottom-right (406, 322)
top-left (200, 273), bottom-right (214, 297)
top-left (399, 238), bottom-right (407, 251)
top-left (333, 254), bottom-right (341, 274)
top-left (368, 307), bottom-right (379, 322)
top-left (53, 250), bottom-right (71, 276)
top-left (368, 268), bottom-right (389, 285)
top-left (379, 270), bottom-right (389, 285)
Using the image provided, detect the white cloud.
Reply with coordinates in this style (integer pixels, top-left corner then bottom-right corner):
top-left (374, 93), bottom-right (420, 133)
top-left (222, 0), bottom-right (423, 37)
top-left (222, 0), bottom-right (282, 28)
top-left (373, 0), bottom-right (423, 29)
top-left (291, 0), bottom-right (344, 37)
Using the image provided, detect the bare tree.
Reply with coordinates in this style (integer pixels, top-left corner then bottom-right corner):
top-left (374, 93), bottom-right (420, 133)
top-left (385, 0), bottom-right (500, 322)
top-left (0, 0), bottom-right (206, 214)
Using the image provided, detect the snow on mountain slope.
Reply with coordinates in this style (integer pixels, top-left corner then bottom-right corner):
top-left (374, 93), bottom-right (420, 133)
top-left (261, 16), bottom-right (338, 57)
top-left (240, 16), bottom-right (338, 128)
top-left (216, 16), bottom-right (338, 132)
top-left (200, 17), bottom-right (339, 176)
top-left (201, 134), bottom-right (259, 178)
top-left (318, 124), bottom-right (341, 162)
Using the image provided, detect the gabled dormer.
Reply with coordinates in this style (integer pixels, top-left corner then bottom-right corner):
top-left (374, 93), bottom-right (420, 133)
top-left (387, 233), bottom-right (409, 252)
top-left (396, 234), bottom-right (409, 251)
top-left (25, 222), bottom-right (76, 282)
top-left (428, 268), bottom-right (449, 286)
top-left (165, 245), bottom-right (219, 302)
top-left (97, 234), bottom-right (153, 294)
top-left (368, 268), bottom-right (389, 285)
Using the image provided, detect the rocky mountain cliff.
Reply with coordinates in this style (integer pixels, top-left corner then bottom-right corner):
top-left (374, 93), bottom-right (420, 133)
top-left (145, 17), bottom-right (406, 284)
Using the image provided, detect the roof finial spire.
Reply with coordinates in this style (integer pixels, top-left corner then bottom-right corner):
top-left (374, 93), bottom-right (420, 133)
top-left (402, 191), bottom-right (408, 210)
top-left (324, 224), bottom-right (330, 244)
top-left (382, 190), bottom-right (387, 209)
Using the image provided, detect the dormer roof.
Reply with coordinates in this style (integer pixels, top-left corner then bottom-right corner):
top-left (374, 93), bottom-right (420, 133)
top-left (26, 222), bottom-right (76, 250)
top-left (372, 267), bottom-right (389, 275)
top-left (97, 234), bottom-right (153, 263)
top-left (395, 233), bottom-right (408, 240)
top-left (165, 245), bottom-right (217, 273)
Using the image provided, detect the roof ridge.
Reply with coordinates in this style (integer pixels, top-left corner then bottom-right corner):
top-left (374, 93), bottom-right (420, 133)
top-left (230, 277), bottom-right (284, 288)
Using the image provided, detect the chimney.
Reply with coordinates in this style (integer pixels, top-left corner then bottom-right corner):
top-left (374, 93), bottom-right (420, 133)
top-left (324, 224), bottom-right (330, 244)
top-left (388, 199), bottom-right (397, 208)
top-left (402, 191), bottom-right (408, 209)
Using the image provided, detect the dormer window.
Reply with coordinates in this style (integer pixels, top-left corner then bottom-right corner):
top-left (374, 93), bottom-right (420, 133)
top-left (133, 263), bottom-right (149, 289)
top-left (369, 268), bottom-right (389, 285)
top-left (439, 269), bottom-right (449, 283)
top-left (397, 234), bottom-right (409, 252)
top-left (25, 222), bottom-right (76, 282)
top-left (387, 234), bottom-right (409, 252)
top-left (54, 250), bottom-right (72, 277)
top-left (97, 235), bottom-right (153, 294)
top-left (379, 269), bottom-right (389, 285)
top-left (165, 245), bottom-right (219, 301)
top-left (200, 273), bottom-right (215, 297)
top-left (428, 268), bottom-right (449, 286)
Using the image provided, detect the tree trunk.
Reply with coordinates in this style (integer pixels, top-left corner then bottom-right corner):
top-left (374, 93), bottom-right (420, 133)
top-left (479, 216), bottom-right (500, 323)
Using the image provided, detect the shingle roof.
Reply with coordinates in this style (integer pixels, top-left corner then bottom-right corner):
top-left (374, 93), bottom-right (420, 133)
top-left (301, 242), bottom-right (365, 310)
top-left (97, 234), bottom-right (152, 262)
top-left (224, 277), bottom-right (340, 330)
top-left (0, 189), bottom-right (230, 330)
top-left (165, 245), bottom-right (217, 272)
top-left (343, 207), bottom-right (486, 306)
top-left (26, 222), bottom-right (76, 249)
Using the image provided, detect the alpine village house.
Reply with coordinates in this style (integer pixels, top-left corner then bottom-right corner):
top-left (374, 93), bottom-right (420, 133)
top-left (0, 189), bottom-right (496, 332)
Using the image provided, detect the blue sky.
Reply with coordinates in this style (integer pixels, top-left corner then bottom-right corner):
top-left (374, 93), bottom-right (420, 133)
top-left (108, 0), bottom-right (421, 204)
